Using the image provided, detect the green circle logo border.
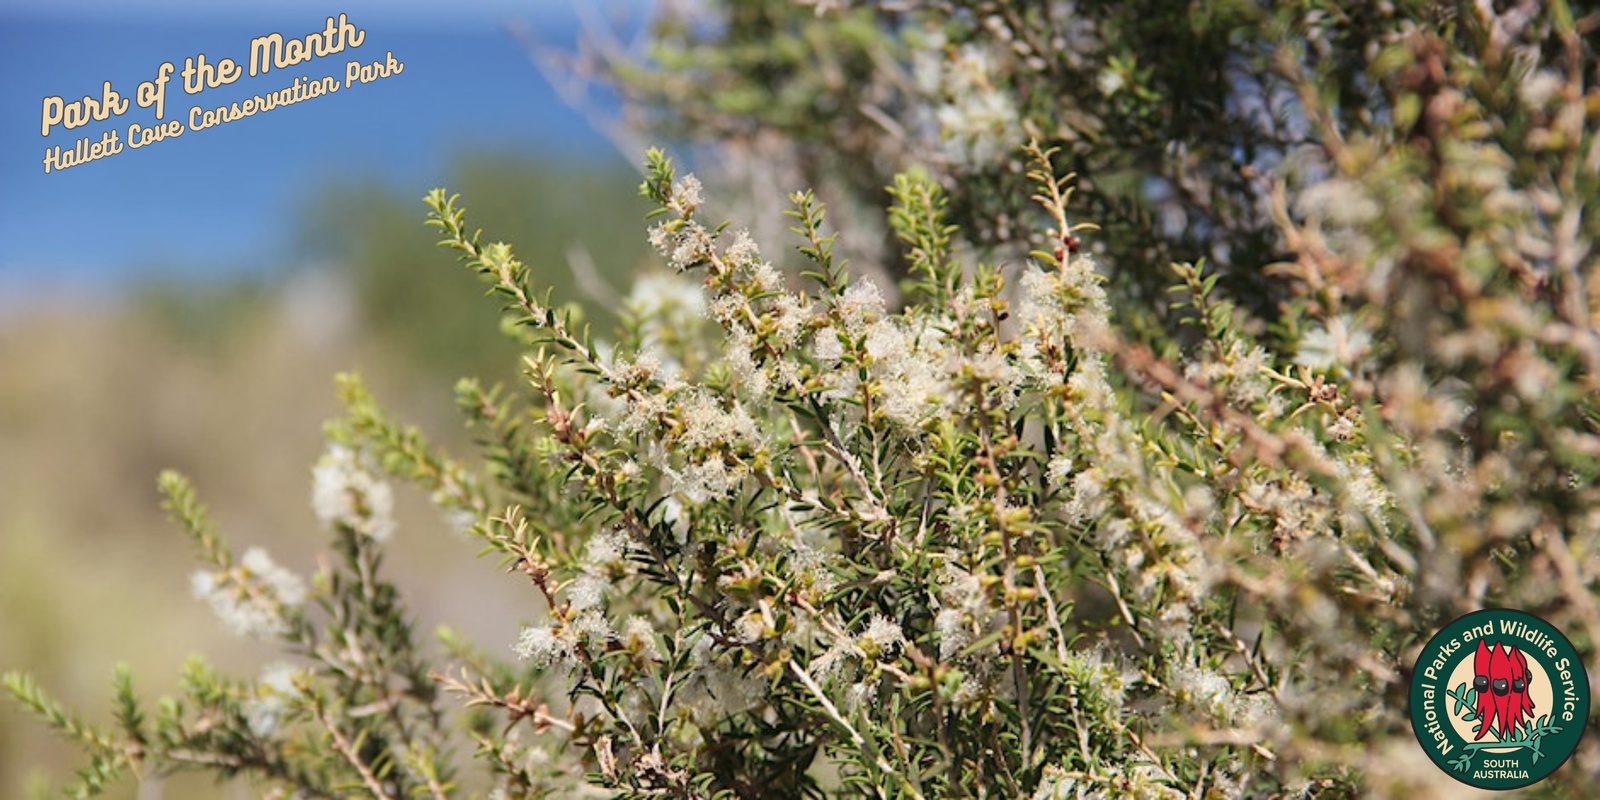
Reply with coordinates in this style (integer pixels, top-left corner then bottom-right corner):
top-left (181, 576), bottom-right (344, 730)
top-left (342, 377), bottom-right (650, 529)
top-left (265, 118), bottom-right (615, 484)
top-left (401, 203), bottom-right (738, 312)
top-left (1409, 608), bottom-right (1589, 790)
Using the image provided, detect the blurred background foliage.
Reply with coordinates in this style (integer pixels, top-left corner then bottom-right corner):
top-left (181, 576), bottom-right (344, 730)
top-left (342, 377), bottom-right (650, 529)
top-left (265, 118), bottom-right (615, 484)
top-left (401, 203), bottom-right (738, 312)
top-left (294, 152), bottom-right (650, 381)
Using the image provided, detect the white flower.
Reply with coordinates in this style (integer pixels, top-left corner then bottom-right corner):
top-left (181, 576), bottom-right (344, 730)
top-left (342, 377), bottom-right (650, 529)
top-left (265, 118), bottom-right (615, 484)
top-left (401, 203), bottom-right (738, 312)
top-left (583, 528), bottom-right (633, 571)
top-left (763, 292), bottom-right (807, 349)
top-left (848, 316), bottom-right (955, 426)
top-left (749, 261), bottom-right (784, 295)
top-left (1295, 315), bottom-right (1372, 370)
top-left (734, 611), bottom-right (767, 644)
top-left (1519, 69), bottom-right (1564, 109)
top-left (934, 44), bottom-right (1022, 168)
top-left (1065, 468), bottom-right (1110, 525)
top-left (845, 680), bottom-right (877, 711)
top-left (613, 352), bottom-right (662, 389)
top-left (1295, 176), bottom-right (1380, 227)
top-left (259, 662), bottom-right (303, 696)
top-left (512, 625), bottom-right (575, 670)
top-left (565, 574), bottom-right (609, 611)
top-left (1096, 66), bottom-right (1125, 96)
top-left (864, 319), bottom-right (908, 362)
top-left (787, 531), bottom-right (840, 597)
top-left (650, 219), bottom-right (717, 271)
top-left (624, 272), bottom-right (709, 383)
top-left (810, 634), bottom-right (854, 680)
top-left (1032, 764), bottom-right (1077, 800)
top-left (311, 445), bottom-right (396, 542)
top-left (678, 391), bottom-right (761, 451)
top-left (725, 329), bottom-right (771, 400)
top-left (666, 391), bottom-right (764, 502)
top-left (245, 692), bottom-right (287, 738)
top-left (811, 326), bottom-right (845, 364)
top-left (629, 271), bottom-right (706, 327)
top-left (192, 565), bottom-right (292, 640)
top-left (658, 496), bottom-right (689, 546)
top-left (1169, 663), bottom-right (1275, 727)
top-left (677, 637), bottom-right (767, 727)
top-left (670, 175), bottom-right (704, 215)
top-left (618, 392), bottom-right (671, 438)
top-left (1064, 648), bottom-right (1138, 710)
top-left (797, 0), bottom-right (847, 16)
top-left (622, 616), bottom-right (661, 660)
top-left (1018, 261), bottom-right (1111, 361)
top-left (859, 614), bottom-right (904, 659)
top-left (837, 281), bottom-right (886, 336)
top-left (725, 228), bottom-right (761, 267)
top-left (244, 663), bottom-right (304, 738)
top-left (570, 609), bottom-right (615, 644)
top-left (240, 548), bottom-right (306, 607)
top-left (935, 561), bottom-right (1000, 660)
top-left (950, 675), bottom-right (984, 708)
top-left (1046, 453), bottom-right (1074, 488)
top-left (935, 608), bottom-right (973, 661)
top-left (709, 293), bottom-right (745, 326)
top-left (190, 570), bottom-right (216, 600)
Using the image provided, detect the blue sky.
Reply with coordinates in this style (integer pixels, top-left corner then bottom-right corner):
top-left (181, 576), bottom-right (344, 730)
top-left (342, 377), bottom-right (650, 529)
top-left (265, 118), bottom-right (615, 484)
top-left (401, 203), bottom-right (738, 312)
top-left (0, 1), bottom-right (649, 293)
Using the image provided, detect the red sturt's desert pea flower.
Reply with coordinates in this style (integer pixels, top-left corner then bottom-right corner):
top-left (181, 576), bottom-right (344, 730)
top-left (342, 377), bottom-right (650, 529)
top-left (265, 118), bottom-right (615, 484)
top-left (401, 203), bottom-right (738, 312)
top-left (1473, 640), bottom-right (1536, 740)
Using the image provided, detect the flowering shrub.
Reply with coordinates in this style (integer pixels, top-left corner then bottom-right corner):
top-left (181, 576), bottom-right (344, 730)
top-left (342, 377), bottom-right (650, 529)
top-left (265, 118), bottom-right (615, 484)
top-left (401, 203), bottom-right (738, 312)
top-left (8, 1), bottom-right (1600, 798)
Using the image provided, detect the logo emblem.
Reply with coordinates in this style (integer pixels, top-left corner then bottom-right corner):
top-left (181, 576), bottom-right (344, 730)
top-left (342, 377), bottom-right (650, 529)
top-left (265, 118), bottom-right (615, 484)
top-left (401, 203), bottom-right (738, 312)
top-left (1410, 608), bottom-right (1589, 789)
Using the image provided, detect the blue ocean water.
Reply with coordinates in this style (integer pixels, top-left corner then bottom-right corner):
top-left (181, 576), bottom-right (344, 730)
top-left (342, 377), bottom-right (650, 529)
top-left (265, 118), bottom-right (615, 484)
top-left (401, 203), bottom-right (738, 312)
top-left (0, 1), bottom-right (645, 291)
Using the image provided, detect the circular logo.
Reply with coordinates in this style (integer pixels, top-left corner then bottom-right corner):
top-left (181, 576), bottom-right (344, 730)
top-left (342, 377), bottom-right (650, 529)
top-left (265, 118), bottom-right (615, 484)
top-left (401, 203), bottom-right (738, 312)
top-left (1410, 608), bottom-right (1589, 789)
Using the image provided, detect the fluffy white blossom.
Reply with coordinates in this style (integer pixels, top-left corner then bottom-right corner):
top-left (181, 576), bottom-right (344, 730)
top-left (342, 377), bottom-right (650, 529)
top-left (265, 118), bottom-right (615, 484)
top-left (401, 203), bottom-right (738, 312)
top-left (844, 680), bottom-right (877, 712)
top-left (1063, 647), bottom-right (1138, 711)
top-left (669, 174), bottom-right (704, 215)
top-left (1296, 315), bottom-right (1372, 370)
top-left (1018, 260), bottom-right (1111, 361)
top-left (627, 270), bottom-right (708, 363)
top-left (513, 625), bottom-right (576, 670)
top-left (191, 548), bottom-right (304, 640)
top-left (934, 561), bottom-right (998, 661)
top-left (933, 44), bottom-right (1022, 168)
top-left (565, 574), bottom-right (609, 611)
top-left (584, 527), bottom-right (633, 573)
top-left (649, 219), bottom-right (717, 271)
top-left (858, 614), bottom-right (904, 659)
top-left (678, 391), bottom-right (761, 451)
top-left (1046, 453), bottom-right (1074, 488)
top-left (654, 390), bottom-right (766, 502)
top-left (811, 325), bottom-right (845, 364)
top-left (311, 445), bottom-right (396, 542)
top-left (629, 271), bottom-right (706, 319)
top-left (1032, 765), bottom-right (1077, 800)
top-left (1295, 176), bottom-right (1380, 227)
top-left (621, 616), bottom-right (661, 660)
top-left (1169, 663), bottom-right (1275, 727)
top-left (240, 548), bottom-right (306, 607)
top-left (244, 663), bottom-right (304, 738)
top-left (570, 609), bottom-right (615, 644)
top-left (676, 636), bottom-right (768, 729)
top-left (837, 281), bottom-right (885, 336)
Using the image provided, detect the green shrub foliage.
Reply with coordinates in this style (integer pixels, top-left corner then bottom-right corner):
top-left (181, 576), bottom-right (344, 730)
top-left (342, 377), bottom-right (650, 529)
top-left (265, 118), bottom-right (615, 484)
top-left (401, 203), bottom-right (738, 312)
top-left (8, 1), bottom-right (1599, 797)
